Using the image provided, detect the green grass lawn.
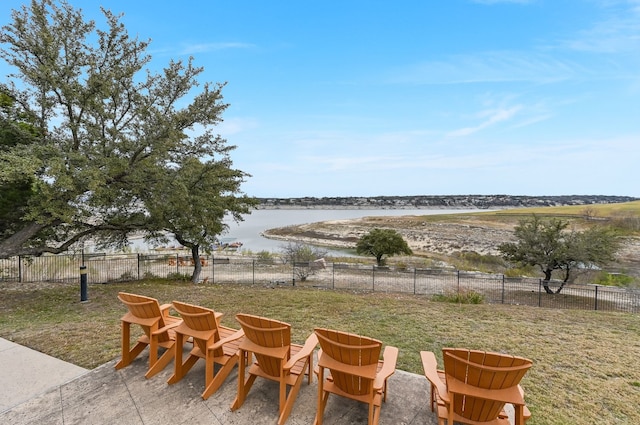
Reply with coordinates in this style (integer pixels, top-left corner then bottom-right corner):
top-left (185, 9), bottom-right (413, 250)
top-left (1, 279), bottom-right (639, 424)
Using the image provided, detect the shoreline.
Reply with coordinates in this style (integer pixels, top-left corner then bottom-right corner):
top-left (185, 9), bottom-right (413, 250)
top-left (254, 205), bottom-right (489, 210)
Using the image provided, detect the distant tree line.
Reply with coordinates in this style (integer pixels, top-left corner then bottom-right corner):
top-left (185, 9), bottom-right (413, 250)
top-left (257, 195), bottom-right (638, 210)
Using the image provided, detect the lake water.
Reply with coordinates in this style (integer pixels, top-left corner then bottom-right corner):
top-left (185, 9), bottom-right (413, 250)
top-left (219, 208), bottom-right (477, 254)
top-left (125, 208), bottom-right (480, 255)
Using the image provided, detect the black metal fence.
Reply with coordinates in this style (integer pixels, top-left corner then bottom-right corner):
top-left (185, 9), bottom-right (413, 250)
top-left (1, 252), bottom-right (638, 313)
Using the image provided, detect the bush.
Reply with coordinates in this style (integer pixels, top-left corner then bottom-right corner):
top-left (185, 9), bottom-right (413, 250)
top-left (280, 242), bottom-right (328, 281)
top-left (593, 271), bottom-right (636, 287)
top-left (255, 250), bottom-right (275, 262)
top-left (504, 265), bottom-right (536, 278)
top-left (167, 272), bottom-right (191, 281)
top-left (432, 289), bottom-right (484, 304)
top-left (451, 251), bottom-right (506, 273)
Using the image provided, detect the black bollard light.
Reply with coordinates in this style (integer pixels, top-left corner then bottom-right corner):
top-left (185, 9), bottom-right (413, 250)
top-left (80, 265), bottom-right (88, 302)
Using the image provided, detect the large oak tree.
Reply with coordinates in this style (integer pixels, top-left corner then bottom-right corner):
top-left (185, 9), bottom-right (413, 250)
top-left (0, 0), bottom-right (256, 281)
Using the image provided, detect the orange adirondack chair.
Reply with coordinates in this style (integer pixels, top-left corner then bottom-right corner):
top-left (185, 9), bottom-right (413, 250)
top-left (231, 314), bottom-right (317, 425)
top-left (421, 348), bottom-right (533, 425)
top-left (115, 292), bottom-right (182, 378)
top-left (313, 328), bottom-right (398, 425)
top-left (166, 301), bottom-right (244, 399)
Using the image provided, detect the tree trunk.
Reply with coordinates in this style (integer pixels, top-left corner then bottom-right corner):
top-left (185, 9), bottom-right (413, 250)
top-left (190, 245), bottom-right (202, 283)
top-left (542, 269), bottom-right (554, 294)
top-left (554, 271), bottom-right (571, 294)
top-left (0, 221), bottom-right (56, 258)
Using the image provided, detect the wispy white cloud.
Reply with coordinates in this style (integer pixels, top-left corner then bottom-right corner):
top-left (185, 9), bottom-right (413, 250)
top-left (180, 42), bottom-right (254, 55)
top-left (386, 51), bottom-right (583, 86)
top-left (447, 106), bottom-right (522, 137)
top-left (559, 1), bottom-right (640, 53)
top-left (241, 131), bottom-right (640, 197)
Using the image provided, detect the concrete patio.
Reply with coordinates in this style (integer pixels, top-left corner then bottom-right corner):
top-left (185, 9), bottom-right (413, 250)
top-left (0, 337), bottom-right (437, 424)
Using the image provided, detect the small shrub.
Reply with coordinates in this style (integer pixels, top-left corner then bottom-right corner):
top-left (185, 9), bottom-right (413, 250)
top-left (451, 251), bottom-right (506, 273)
top-left (119, 271), bottom-right (136, 281)
top-left (432, 289), bottom-right (484, 304)
top-left (504, 265), bottom-right (536, 278)
top-left (594, 272), bottom-right (636, 287)
top-left (167, 272), bottom-right (191, 281)
top-left (256, 250), bottom-right (275, 261)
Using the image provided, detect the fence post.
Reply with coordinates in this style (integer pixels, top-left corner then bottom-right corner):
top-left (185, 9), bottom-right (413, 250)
top-left (137, 253), bottom-right (141, 280)
top-left (372, 266), bottom-right (375, 292)
top-left (538, 279), bottom-right (542, 307)
top-left (501, 274), bottom-right (505, 304)
top-left (332, 263), bottom-right (335, 290)
top-left (413, 268), bottom-right (417, 295)
top-left (457, 270), bottom-right (460, 295)
top-left (18, 255), bottom-right (23, 283)
top-left (212, 256), bottom-right (215, 283)
top-left (252, 260), bottom-right (256, 285)
top-left (594, 285), bottom-right (599, 311)
top-left (80, 265), bottom-right (88, 302)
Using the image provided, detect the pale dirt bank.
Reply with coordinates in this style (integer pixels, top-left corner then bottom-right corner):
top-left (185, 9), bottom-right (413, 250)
top-left (263, 214), bottom-right (517, 255)
top-left (263, 214), bottom-right (640, 275)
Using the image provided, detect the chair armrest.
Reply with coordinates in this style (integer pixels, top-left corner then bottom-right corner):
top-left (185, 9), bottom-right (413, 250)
top-left (374, 345), bottom-right (398, 390)
top-left (151, 320), bottom-right (182, 336)
top-left (160, 303), bottom-right (173, 316)
top-left (284, 333), bottom-right (318, 370)
top-left (420, 351), bottom-right (447, 399)
top-left (210, 328), bottom-right (245, 351)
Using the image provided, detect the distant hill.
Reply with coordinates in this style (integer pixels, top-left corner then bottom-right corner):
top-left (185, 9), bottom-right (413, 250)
top-left (257, 195), bottom-right (638, 209)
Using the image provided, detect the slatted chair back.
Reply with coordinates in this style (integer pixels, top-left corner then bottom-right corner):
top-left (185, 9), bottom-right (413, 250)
top-left (118, 292), bottom-right (170, 343)
top-left (443, 348), bottom-right (532, 423)
top-left (171, 300), bottom-right (222, 356)
top-left (235, 313), bottom-right (291, 378)
top-left (314, 328), bottom-right (382, 396)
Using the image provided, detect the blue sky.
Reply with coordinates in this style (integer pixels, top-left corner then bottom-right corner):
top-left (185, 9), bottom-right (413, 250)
top-left (2, 0), bottom-right (639, 198)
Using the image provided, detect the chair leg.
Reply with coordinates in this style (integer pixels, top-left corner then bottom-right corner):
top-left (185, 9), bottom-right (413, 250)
top-left (167, 334), bottom-right (198, 384)
top-left (278, 371), bottom-right (305, 425)
top-left (313, 389), bottom-right (329, 425)
top-left (115, 323), bottom-right (148, 370)
top-left (231, 349), bottom-right (257, 411)
top-left (313, 366), bottom-right (329, 425)
top-left (145, 345), bottom-right (175, 378)
top-left (307, 354), bottom-right (313, 384)
top-left (202, 355), bottom-right (238, 400)
top-left (168, 354), bottom-right (198, 384)
top-left (231, 373), bottom-right (257, 410)
top-left (368, 400), bottom-right (375, 425)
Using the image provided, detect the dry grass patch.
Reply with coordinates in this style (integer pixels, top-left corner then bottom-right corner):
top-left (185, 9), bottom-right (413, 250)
top-left (1, 279), bottom-right (639, 424)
